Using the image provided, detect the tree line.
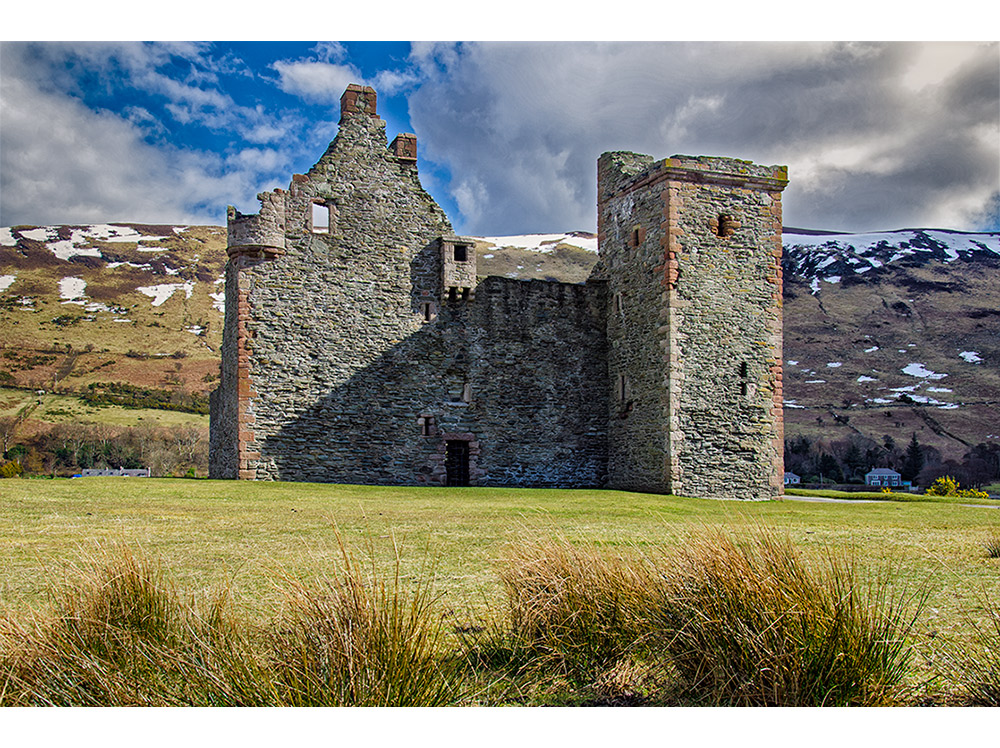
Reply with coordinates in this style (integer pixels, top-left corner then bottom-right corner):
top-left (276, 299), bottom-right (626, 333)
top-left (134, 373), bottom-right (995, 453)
top-left (1, 421), bottom-right (207, 478)
top-left (784, 432), bottom-right (1000, 488)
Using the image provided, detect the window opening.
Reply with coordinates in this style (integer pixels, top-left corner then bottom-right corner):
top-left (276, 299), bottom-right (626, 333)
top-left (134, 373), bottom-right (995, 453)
top-left (448, 287), bottom-right (458, 303)
top-left (421, 302), bottom-right (435, 322)
top-left (618, 373), bottom-right (628, 402)
top-left (418, 416), bottom-right (435, 436)
top-left (740, 362), bottom-right (750, 397)
top-left (311, 202), bottom-right (330, 234)
top-left (454, 244), bottom-right (468, 262)
top-left (714, 214), bottom-right (735, 238)
top-left (445, 440), bottom-right (470, 486)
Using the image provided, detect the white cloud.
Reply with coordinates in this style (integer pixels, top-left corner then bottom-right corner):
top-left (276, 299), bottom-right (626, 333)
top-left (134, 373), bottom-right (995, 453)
top-left (0, 71), bottom-right (251, 225)
top-left (373, 68), bottom-right (420, 95)
top-left (273, 60), bottom-right (362, 104)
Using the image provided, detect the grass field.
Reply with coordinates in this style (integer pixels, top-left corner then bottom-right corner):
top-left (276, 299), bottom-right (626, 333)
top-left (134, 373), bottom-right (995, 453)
top-left (2, 479), bottom-right (997, 617)
top-left (1, 478), bottom-right (998, 704)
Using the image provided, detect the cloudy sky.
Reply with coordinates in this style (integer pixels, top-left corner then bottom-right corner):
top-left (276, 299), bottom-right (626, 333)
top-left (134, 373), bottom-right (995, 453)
top-left (2, 39), bottom-right (997, 235)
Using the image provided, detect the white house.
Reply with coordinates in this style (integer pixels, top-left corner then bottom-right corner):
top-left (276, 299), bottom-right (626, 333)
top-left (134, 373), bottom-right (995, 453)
top-left (865, 468), bottom-right (902, 487)
top-left (784, 472), bottom-right (801, 485)
top-left (78, 468), bottom-right (151, 478)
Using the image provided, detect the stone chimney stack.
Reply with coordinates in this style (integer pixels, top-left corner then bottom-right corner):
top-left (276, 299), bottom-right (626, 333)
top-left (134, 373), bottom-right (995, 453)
top-left (339, 84), bottom-right (378, 123)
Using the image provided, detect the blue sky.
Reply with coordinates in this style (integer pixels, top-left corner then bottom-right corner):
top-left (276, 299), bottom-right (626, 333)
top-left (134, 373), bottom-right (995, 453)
top-left (2, 38), bottom-right (998, 235)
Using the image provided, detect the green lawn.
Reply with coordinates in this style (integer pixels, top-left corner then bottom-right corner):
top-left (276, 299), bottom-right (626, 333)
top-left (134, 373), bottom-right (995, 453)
top-left (2, 478), bottom-right (998, 636)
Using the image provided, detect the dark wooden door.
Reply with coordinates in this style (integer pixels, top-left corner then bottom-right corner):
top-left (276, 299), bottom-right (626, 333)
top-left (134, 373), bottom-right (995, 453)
top-left (445, 440), bottom-right (470, 487)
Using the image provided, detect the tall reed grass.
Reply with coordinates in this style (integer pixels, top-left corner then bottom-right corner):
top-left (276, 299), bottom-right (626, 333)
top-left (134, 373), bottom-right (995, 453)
top-left (264, 541), bottom-right (461, 706)
top-left (936, 595), bottom-right (1000, 706)
top-left (482, 537), bottom-right (666, 690)
top-left (0, 540), bottom-right (462, 707)
top-left (0, 530), bottom-right (961, 707)
top-left (0, 546), bottom-right (197, 705)
top-left (984, 527), bottom-right (1000, 559)
top-left (657, 528), bottom-right (926, 706)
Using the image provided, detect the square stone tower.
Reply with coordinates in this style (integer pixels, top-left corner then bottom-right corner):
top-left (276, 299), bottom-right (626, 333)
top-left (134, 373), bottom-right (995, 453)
top-left (598, 152), bottom-right (788, 499)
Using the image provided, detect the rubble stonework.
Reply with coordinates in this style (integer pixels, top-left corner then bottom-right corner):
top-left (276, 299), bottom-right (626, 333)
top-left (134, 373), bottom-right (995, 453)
top-left (209, 84), bottom-right (787, 499)
top-left (598, 153), bottom-right (787, 498)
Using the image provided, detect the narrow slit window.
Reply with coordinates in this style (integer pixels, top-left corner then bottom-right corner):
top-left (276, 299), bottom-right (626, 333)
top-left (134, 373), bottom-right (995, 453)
top-left (311, 202), bottom-right (330, 234)
top-left (421, 302), bottom-right (435, 322)
top-left (448, 287), bottom-right (458, 303)
top-left (419, 416), bottom-right (435, 436)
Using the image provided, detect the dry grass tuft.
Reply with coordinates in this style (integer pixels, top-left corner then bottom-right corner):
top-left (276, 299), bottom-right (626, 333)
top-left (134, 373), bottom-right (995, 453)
top-left (0, 539), bottom-right (462, 707)
top-left (657, 527), bottom-right (925, 706)
top-left (984, 527), bottom-right (1000, 559)
top-left (461, 535), bottom-right (670, 699)
top-left (264, 536), bottom-right (462, 707)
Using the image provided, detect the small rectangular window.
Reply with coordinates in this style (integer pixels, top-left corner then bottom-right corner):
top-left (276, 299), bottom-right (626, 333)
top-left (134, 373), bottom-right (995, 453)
top-left (311, 202), bottom-right (329, 234)
top-left (454, 245), bottom-right (468, 262)
top-left (421, 302), bottom-right (436, 322)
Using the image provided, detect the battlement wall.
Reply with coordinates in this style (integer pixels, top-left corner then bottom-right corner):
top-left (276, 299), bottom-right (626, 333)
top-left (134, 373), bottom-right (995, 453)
top-left (469, 276), bottom-right (608, 487)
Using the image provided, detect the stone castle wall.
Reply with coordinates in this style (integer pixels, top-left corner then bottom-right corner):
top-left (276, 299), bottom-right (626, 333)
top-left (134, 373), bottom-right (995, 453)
top-left (211, 86), bottom-right (609, 488)
top-left (211, 84), bottom-right (787, 499)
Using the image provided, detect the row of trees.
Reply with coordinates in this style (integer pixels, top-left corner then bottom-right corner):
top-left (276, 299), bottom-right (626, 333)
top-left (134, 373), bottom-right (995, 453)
top-left (1, 422), bottom-right (208, 478)
top-left (784, 432), bottom-right (1000, 488)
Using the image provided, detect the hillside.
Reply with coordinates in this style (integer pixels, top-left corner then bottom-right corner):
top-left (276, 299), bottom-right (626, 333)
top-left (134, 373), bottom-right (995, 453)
top-left (2, 223), bottom-right (997, 464)
top-left (476, 228), bottom-right (1000, 464)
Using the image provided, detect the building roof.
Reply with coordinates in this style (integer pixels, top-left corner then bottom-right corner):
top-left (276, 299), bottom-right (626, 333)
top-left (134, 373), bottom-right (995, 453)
top-left (866, 468), bottom-right (901, 476)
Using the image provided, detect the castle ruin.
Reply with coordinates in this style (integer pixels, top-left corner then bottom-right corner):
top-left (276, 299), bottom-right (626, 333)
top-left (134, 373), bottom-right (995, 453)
top-left (209, 84), bottom-right (788, 499)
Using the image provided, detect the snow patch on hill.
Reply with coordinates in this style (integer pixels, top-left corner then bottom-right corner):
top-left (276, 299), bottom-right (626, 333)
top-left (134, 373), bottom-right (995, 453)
top-left (0, 275), bottom-right (16, 293)
top-left (138, 281), bottom-right (194, 307)
top-left (476, 232), bottom-right (598, 253)
top-left (902, 363), bottom-right (948, 379)
top-left (5, 224), bottom-right (173, 261)
top-left (59, 277), bottom-right (87, 303)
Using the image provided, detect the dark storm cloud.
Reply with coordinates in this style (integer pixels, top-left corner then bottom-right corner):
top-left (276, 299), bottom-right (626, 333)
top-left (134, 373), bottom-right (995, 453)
top-left (407, 41), bottom-right (999, 234)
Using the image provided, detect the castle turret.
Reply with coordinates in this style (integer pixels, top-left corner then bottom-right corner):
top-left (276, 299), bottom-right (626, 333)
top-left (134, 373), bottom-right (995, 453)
top-left (226, 190), bottom-right (287, 260)
top-left (439, 235), bottom-right (477, 303)
top-left (599, 152), bottom-right (788, 499)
